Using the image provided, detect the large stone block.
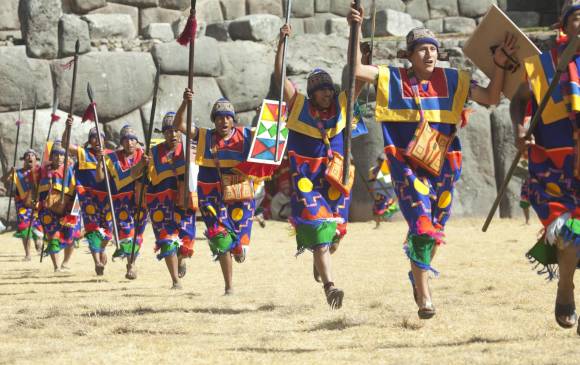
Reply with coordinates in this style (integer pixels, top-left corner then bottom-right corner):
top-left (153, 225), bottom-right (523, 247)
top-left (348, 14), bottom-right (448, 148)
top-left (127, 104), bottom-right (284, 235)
top-left (363, 9), bottom-right (422, 37)
top-left (0, 109), bottom-right (94, 177)
top-left (58, 14), bottom-right (91, 57)
top-left (52, 52), bottom-right (156, 122)
top-left (205, 22), bottom-right (231, 41)
top-left (326, 17), bottom-right (349, 37)
top-left (89, 3), bottom-right (139, 31)
top-left (140, 75), bottom-right (223, 131)
top-left (217, 41), bottom-right (273, 112)
top-left (0, 197), bottom-right (17, 225)
top-left (458, 0), bottom-right (496, 18)
top-left (315, 0), bottom-right (330, 13)
top-left (291, 0), bottom-right (315, 18)
top-left (172, 16), bottom-right (206, 38)
top-left (104, 109), bottom-right (145, 143)
top-left (151, 37), bottom-right (222, 77)
top-left (507, 11), bottom-right (541, 28)
top-left (0, 30), bottom-right (22, 41)
top-left (82, 14), bottom-right (136, 39)
top-left (0, 1), bottom-right (20, 31)
top-left (219, 0), bottom-right (246, 20)
top-left (405, 0), bottom-right (430, 21)
top-left (443, 16), bottom-right (476, 34)
top-left (247, 0), bottom-right (283, 17)
top-left (363, 0), bottom-right (406, 12)
top-left (491, 99), bottom-right (523, 218)
top-left (108, 0), bottom-right (159, 7)
top-left (228, 14), bottom-right (282, 42)
top-left (143, 23), bottom-right (175, 41)
top-left (290, 18), bottom-right (305, 35)
top-left (428, 0), bottom-right (459, 18)
top-left (304, 13), bottom-right (339, 34)
top-left (159, 0), bottom-right (190, 10)
top-left (20, 0), bottom-right (61, 59)
top-left (195, 0), bottom-right (225, 24)
top-left (71, 0), bottom-right (107, 13)
top-left (140, 7), bottom-right (182, 32)
top-left (0, 47), bottom-right (53, 112)
top-left (453, 104), bottom-right (497, 216)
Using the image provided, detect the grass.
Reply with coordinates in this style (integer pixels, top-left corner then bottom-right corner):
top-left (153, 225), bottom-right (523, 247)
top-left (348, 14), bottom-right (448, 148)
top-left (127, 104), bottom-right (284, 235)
top-left (0, 218), bottom-right (578, 365)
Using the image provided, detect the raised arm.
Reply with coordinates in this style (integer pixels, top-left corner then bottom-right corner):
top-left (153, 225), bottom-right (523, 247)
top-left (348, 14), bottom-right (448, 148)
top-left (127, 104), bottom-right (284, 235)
top-left (173, 88), bottom-right (198, 139)
top-left (62, 115), bottom-right (80, 155)
top-left (274, 24), bottom-right (296, 103)
top-left (347, 4), bottom-right (379, 85)
top-left (469, 33), bottom-right (518, 106)
top-left (510, 83), bottom-right (534, 151)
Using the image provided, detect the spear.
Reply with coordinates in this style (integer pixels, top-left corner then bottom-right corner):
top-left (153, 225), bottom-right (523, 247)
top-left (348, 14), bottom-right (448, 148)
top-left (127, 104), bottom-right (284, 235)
top-left (127, 66), bottom-right (160, 275)
top-left (177, 0), bottom-right (198, 209)
top-left (61, 40), bottom-right (80, 204)
top-left (482, 34), bottom-right (580, 232)
top-left (47, 92), bottom-right (60, 143)
top-left (86, 83), bottom-right (121, 251)
top-left (30, 91), bottom-right (37, 148)
top-left (344, 0), bottom-right (362, 186)
top-left (364, 0), bottom-right (376, 108)
top-left (5, 99), bottom-right (22, 225)
top-left (274, 0), bottom-right (292, 162)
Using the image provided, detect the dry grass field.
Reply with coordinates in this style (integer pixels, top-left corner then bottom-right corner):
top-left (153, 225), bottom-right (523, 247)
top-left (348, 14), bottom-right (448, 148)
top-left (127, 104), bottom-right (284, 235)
top-left (1, 217), bottom-right (579, 365)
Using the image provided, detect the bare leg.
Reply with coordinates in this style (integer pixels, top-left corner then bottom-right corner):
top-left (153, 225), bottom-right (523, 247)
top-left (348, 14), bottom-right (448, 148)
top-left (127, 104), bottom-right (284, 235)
top-left (413, 244), bottom-right (438, 319)
top-left (164, 254), bottom-right (181, 289)
top-left (22, 238), bottom-right (31, 261)
top-left (523, 207), bottom-right (530, 225)
top-left (555, 244), bottom-right (578, 328)
top-left (34, 238), bottom-right (41, 253)
top-left (374, 217), bottom-right (380, 229)
top-left (314, 245), bottom-right (344, 309)
top-left (219, 253), bottom-right (233, 295)
top-left (61, 245), bottom-right (74, 269)
top-left (50, 252), bottom-right (60, 272)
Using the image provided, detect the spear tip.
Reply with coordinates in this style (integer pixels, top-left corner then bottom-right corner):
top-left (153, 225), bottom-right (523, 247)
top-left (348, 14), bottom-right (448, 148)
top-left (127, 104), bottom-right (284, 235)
top-left (87, 82), bottom-right (94, 102)
top-left (75, 39), bottom-right (80, 54)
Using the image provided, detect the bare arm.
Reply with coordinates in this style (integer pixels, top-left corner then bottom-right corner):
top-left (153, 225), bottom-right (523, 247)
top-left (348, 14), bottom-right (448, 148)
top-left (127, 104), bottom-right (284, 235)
top-left (469, 33), bottom-right (518, 106)
top-left (509, 83), bottom-right (534, 151)
top-left (274, 24), bottom-right (296, 103)
top-left (347, 5), bottom-right (379, 85)
top-left (173, 88), bottom-right (198, 139)
top-left (62, 115), bottom-right (80, 155)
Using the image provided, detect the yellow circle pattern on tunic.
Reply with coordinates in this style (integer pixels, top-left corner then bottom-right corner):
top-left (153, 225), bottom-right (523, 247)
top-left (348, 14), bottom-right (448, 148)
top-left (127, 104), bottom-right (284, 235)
top-left (328, 186), bottom-right (341, 201)
top-left (85, 204), bottom-right (96, 215)
top-left (413, 178), bottom-right (429, 196)
top-left (380, 161), bottom-right (390, 175)
top-left (119, 210), bottom-right (129, 221)
top-left (174, 212), bottom-right (182, 223)
top-left (231, 208), bottom-right (244, 221)
top-left (438, 191), bottom-right (452, 209)
top-left (42, 215), bottom-right (52, 225)
top-left (207, 205), bottom-right (217, 217)
top-left (106, 212), bottom-right (112, 221)
top-left (152, 210), bottom-right (164, 223)
top-left (297, 177), bottom-right (313, 193)
top-left (546, 182), bottom-right (562, 197)
top-left (19, 207), bottom-right (27, 215)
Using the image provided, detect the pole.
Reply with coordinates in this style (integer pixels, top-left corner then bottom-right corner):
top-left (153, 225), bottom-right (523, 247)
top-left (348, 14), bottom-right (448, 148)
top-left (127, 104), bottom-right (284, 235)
top-left (274, 0), bottom-right (292, 162)
top-left (6, 99), bottom-right (22, 225)
top-left (30, 91), bottom-right (37, 148)
top-left (364, 0), bottom-right (376, 108)
top-left (482, 34), bottom-right (580, 232)
top-left (344, 0), bottom-right (361, 186)
top-left (61, 40), bottom-right (80, 204)
top-left (127, 67), bottom-right (160, 271)
top-left (183, 0), bottom-right (197, 208)
top-left (86, 83), bottom-right (121, 250)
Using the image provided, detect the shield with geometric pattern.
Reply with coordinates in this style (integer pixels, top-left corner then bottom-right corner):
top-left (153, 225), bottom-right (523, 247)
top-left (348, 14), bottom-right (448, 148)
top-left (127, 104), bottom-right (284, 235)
top-left (246, 99), bottom-right (288, 165)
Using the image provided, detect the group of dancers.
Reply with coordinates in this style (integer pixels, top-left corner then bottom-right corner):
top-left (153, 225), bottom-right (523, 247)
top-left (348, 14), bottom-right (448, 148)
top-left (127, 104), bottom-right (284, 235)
top-left (3, 1), bottom-right (580, 332)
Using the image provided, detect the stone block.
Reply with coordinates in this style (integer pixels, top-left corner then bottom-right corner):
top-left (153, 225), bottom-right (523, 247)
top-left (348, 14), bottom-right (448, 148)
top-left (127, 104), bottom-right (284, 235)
top-left (143, 23), bottom-right (175, 41)
top-left (82, 14), bottom-right (136, 39)
top-left (58, 14), bottom-right (91, 57)
top-left (219, 0), bottom-right (246, 20)
top-left (428, 0), bottom-right (459, 18)
top-left (20, 0), bottom-right (61, 59)
top-left (228, 14), bottom-right (282, 42)
top-left (443, 16), bottom-right (476, 34)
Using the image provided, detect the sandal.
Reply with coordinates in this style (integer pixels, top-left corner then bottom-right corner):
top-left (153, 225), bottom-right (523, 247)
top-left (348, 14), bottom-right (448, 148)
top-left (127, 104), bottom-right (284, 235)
top-left (324, 282), bottom-right (344, 310)
top-left (555, 302), bottom-right (577, 329)
top-left (418, 303), bottom-right (436, 319)
top-left (313, 263), bottom-right (322, 283)
top-left (178, 261), bottom-right (187, 279)
top-left (125, 264), bottom-right (137, 280)
top-left (95, 264), bottom-right (104, 276)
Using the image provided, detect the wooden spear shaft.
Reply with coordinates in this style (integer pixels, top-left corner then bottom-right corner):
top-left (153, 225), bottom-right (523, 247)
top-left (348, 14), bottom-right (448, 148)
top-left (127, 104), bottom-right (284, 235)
top-left (274, 0), bottom-right (292, 162)
top-left (183, 0), bottom-right (197, 209)
top-left (6, 100), bottom-right (22, 224)
top-left (30, 91), bottom-right (37, 148)
top-left (344, 0), bottom-right (361, 186)
top-left (61, 40), bottom-right (80, 204)
top-left (482, 34), bottom-right (580, 232)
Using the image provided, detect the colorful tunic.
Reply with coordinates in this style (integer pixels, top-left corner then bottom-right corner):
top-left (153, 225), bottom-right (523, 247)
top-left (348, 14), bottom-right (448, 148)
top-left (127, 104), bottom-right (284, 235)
top-left (196, 126), bottom-right (255, 257)
top-left (12, 166), bottom-right (43, 240)
top-left (369, 164), bottom-right (399, 219)
top-left (146, 139), bottom-right (197, 260)
top-left (38, 164), bottom-right (78, 254)
top-left (523, 47), bottom-right (580, 244)
top-left (104, 148), bottom-right (147, 258)
top-left (286, 91), bottom-right (361, 253)
top-left (75, 147), bottom-right (113, 253)
top-left (375, 65), bottom-right (471, 271)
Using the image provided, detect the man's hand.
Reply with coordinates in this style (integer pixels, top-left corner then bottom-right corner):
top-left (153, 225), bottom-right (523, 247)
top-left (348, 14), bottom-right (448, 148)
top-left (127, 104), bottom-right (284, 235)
top-left (346, 2), bottom-right (364, 27)
top-left (183, 88), bottom-right (193, 102)
top-left (279, 24), bottom-right (292, 43)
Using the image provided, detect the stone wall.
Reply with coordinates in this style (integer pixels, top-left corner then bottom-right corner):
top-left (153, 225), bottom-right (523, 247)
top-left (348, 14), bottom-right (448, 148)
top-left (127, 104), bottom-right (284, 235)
top-left (0, 0), bottom-right (564, 223)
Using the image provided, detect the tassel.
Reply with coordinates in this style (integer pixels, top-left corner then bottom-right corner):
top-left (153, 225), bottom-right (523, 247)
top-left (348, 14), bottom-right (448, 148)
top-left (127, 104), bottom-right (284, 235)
top-left (60, 59), bottom-right (74, 70)
top-left (82, 102), bottom-right (96, 123)
top-left (15, 119), bottom-right (22, 126)
top-left (177, 14), bottom-right (198, 46)
top-left (50, 113), bottom-right (61, 123)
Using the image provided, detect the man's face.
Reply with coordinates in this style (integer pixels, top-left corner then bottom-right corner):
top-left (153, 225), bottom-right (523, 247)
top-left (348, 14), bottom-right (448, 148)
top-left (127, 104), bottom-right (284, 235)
top-left (51, 153), bottom-right (64, 167)
top-left (163, 128), bottom-right (181, 149)
top-left (214, 115), bottom-right (234, 138)
top-left (121, 138), bottom-right (137, 154)
top-left (565, 10), bottom-right (580, 38)
top-left (89, 135), bottom-right (99, 147)
top-left (409, 43), bottom-right (438, 75)
top-left (312, 88), bottom-right (334, 110)
top-left (23, 153), bottom-right (37, 168)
